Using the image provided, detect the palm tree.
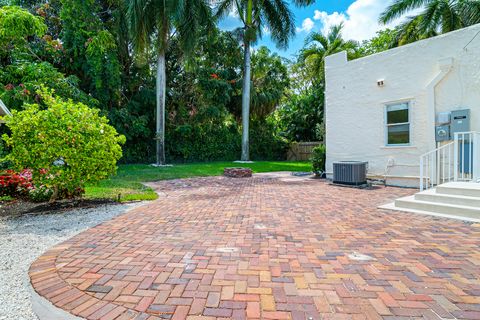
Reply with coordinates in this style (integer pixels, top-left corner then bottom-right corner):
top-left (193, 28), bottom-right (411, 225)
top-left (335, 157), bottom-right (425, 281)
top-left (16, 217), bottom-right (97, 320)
top-left (300, 24), bottom-right (358, 83)
top-left (380, 0), bottom-right (480, 44)
top-left (126, 0), bottom-right (213, 165)
top-left (215, 0), bottom-right (314, 162)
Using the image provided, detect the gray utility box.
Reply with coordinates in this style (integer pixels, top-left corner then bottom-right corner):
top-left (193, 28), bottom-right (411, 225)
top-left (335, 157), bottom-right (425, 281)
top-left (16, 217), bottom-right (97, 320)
top-left (435, 109), bottom-right (470, 142)
top-left (435, 125), bottom-right (450, 142)
top-left (333, 161), bottom-right (368, 186)
top-left (451, 109), bottom-right (470, 134)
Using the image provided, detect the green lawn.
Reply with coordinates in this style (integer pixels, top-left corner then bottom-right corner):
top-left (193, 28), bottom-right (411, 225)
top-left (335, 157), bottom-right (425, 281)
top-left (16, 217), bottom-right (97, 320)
top-left (85, 161), bottom-right (311, 202)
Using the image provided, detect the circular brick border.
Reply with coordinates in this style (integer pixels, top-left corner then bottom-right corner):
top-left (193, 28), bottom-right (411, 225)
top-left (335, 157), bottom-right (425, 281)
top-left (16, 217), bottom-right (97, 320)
top-left (29, 244), bottom-right (146, 319)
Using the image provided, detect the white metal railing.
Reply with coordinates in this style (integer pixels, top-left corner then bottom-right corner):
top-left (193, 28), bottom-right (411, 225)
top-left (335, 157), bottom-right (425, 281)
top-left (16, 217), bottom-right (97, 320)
top-left (420, 131), bottom-right (480, 191)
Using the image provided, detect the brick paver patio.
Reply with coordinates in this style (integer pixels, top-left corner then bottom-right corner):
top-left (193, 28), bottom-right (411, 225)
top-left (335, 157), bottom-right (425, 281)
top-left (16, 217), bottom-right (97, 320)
top-left (30, 175), bottom-right (480, 320)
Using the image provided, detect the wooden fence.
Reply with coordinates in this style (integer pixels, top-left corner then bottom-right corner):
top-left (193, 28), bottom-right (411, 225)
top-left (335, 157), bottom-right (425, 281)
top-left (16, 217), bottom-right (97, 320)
top-left (287, 141), bottom-right (323, 161)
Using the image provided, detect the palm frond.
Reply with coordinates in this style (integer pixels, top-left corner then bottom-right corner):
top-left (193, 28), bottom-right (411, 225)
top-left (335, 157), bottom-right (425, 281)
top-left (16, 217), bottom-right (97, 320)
top-left (379, 0), bottom-right (429, 24)
top-left (260, 0), bottom-right (295, 49)
top-left (176, 0), bottom-right (214, 54)
top-left (213, 0), bottom-right (236, 19)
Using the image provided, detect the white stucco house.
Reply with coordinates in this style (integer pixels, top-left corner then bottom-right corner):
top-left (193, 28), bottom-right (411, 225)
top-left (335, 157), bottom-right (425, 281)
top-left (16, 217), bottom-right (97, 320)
top-left (325, 24), bottom-right (480, 188)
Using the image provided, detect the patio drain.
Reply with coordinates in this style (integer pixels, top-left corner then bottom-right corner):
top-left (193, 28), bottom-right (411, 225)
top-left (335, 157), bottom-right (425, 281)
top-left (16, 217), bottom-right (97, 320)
top-left (216, 247), bottom-right (239, 253)
top-left (291, 172), bottom-right (312, 177)
top-left (348, 252), bottom-right (375, 261)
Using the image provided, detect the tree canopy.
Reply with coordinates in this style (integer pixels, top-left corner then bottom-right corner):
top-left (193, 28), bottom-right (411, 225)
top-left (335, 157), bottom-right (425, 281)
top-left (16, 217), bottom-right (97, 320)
top-left (380, 0), bottom-right (480, 46)
top-left (0, 1), bottom-right (477, 165)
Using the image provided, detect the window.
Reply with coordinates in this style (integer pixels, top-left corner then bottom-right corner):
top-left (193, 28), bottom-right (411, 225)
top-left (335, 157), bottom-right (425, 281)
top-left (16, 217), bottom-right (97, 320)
top-left (386, 102), bottom-right (410, 145)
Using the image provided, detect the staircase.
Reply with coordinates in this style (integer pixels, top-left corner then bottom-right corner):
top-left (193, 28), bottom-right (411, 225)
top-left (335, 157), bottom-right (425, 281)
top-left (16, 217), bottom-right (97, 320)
top-left (384, 182), bottom-right (480, 222)
top-left (380, 132), bottom-right (480, 222)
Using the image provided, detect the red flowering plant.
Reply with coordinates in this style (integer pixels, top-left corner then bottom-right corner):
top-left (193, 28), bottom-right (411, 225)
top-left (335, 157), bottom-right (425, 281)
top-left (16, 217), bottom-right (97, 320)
top-left (0, 169), bottom-right (34, 197)
top-left (0, 168), bottom-right (54, 202)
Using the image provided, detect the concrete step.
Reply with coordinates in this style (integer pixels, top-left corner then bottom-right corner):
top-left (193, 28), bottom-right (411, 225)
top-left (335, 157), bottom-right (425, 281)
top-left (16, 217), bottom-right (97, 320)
top-left (436, 182), bottom-right (480, 197)
top-left (415, 189), bottom-right (480, 207)
top-left (394, 195), bottom-right (480, 220)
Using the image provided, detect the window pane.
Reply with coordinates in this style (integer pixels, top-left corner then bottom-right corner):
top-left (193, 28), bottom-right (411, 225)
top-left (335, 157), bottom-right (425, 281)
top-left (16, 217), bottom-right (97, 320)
top-left (387, 103), bottom-right (408, 124)
top-left (388, 124), bottom-right (410, 144)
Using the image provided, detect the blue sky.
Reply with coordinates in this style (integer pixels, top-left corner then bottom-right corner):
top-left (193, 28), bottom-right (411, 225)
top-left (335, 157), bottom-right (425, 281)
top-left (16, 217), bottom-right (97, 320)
top-left (218, 0), bottom-right (399, 60)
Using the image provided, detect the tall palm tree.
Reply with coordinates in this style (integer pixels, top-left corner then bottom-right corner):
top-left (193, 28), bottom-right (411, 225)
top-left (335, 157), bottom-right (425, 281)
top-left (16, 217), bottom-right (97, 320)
top-left (126, 0), bottom-right (213, 165)
top-left (215, 0), bottom-right (314, 162)
top-left (380, 0), bottom-right (480, 44)
top-left (300, 24), bottom-right (358, 83)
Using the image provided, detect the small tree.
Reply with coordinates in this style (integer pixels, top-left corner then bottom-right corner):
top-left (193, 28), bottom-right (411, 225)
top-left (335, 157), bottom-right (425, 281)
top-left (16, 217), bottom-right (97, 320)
top-left (0, 5), bottom-right (47, 59)
top-left (2, 89), bottom-right (125, 201)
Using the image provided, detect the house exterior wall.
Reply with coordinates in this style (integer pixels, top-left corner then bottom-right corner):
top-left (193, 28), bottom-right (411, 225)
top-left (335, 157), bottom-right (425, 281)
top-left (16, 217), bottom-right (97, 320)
top-left (325, 24), bottom-right (480, 188)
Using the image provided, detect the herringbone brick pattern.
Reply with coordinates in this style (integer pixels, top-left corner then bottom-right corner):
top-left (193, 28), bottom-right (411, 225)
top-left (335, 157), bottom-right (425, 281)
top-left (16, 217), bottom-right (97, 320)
top-left (30, 176), bottom-right (480, 319)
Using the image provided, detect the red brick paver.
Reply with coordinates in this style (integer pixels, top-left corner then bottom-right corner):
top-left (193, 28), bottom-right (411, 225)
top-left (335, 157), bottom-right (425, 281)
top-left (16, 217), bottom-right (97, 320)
top-left (30, 176), bottom-right (480, 319)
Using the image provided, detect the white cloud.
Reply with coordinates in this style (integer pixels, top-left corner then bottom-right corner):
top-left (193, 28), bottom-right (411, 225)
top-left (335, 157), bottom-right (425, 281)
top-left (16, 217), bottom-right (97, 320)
top-left (296, 18), bottom-right (315, 33)
top-left (228, 6), bottom-right (239, 18)
top-left (311, 0), bottom-right (405, 41)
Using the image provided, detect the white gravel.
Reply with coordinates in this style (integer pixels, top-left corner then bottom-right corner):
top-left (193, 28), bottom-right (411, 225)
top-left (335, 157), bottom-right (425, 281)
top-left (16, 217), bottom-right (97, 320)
top-left (0, 203), bottom-right (143, 320)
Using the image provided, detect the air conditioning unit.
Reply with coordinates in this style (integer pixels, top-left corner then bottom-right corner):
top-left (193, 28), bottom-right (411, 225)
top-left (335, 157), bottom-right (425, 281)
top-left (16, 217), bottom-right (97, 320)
top-left (333, 161), bottom-right (368, 186)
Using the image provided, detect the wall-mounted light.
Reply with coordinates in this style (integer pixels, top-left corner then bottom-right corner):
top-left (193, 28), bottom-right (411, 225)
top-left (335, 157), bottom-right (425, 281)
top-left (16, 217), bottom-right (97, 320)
top-left (377, 79), bottom-right (385, 87)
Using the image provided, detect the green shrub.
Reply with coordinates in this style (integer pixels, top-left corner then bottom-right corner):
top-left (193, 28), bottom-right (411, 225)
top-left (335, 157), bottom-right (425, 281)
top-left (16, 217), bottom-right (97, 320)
top-left (2, 89), bottom-right (125, 201)
top-left (0, 195), bottom-right (14, 202)
top-left (250, 119), bottom-right (288, 161)
top-left (0, 138), bottom-right (10, 169)
top-left (28, 185), bottom-right (54, 203)
top-left (311, 144), bottom-right (326, 176)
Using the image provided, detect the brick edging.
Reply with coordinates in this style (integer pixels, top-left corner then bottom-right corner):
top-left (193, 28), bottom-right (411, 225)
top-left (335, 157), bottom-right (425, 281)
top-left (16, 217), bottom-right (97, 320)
top-left (29, 245), bottom-right (154, 319)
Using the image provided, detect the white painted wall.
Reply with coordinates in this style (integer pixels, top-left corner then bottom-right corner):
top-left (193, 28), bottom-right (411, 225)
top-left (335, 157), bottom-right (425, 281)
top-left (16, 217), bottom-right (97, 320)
top-left (325, 24), bottom-right (480, 187)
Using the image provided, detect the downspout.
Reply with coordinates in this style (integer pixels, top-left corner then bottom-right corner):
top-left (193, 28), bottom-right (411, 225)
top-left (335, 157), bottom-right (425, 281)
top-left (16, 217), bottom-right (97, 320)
top-left (425, 58), bottom-right (453, 186)
top-left (425, 58), bottom-right (454, 152)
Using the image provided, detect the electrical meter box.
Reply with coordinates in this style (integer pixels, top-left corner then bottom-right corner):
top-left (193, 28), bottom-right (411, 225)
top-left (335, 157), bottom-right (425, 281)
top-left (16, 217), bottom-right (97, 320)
top-left (451, 109), bottom-right (470, 134)
top-left (435, 125), bottom-right (450, 142)
top-left (436, 112), bottom-right (451, 125)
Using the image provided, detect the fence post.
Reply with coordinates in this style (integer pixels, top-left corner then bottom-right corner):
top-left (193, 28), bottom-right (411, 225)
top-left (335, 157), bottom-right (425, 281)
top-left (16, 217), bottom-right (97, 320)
top-left (454, 133), bottom-right (458, 182)
top-left (420, 156), bottom-right (424, 191)
top-left (474, 133), bottom-right (479, 181)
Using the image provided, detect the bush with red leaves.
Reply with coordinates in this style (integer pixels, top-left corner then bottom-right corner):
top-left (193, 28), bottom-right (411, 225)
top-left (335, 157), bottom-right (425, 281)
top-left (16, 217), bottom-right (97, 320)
top-left (0, 169), bottom-right (34, 197)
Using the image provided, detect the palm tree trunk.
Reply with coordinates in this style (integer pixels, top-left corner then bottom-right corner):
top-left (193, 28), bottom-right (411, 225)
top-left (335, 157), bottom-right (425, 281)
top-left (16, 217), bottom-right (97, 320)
top-left (241, 39), bottom-right (252, 161)
top-left (155, 50), bottom-right (166, 165)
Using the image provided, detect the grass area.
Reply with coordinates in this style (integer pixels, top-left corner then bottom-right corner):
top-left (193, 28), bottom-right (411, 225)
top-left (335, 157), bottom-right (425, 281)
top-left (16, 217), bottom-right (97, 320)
top-left (85, 161), bottom-right (311, 202)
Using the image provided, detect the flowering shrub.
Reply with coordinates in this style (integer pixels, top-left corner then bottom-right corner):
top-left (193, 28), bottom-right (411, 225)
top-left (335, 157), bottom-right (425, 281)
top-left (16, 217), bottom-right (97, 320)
top-left (0, 169), bottom-right (55, 202)
top-left (2, 88), bottom-right (125, 202)
top-left (0, 169), bottom-right (34, 196)
top-left (28, 184), bottom-right (54, 203)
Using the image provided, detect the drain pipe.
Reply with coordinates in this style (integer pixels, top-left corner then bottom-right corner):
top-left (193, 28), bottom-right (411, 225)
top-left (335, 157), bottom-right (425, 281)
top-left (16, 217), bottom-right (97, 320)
top-left (426, 58), bottom-right (454, 152)
top-left (425, 58), bottom-right (454, 186)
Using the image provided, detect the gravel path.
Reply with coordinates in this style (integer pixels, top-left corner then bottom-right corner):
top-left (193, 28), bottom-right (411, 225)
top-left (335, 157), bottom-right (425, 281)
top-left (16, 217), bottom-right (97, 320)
top-left (0, 203), bottom-right (143, 320)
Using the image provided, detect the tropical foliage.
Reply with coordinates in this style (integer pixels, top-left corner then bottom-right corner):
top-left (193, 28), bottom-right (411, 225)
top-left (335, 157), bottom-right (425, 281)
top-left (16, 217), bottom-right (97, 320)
top-left (126, 0), bottom-right (213, 165)
top-left (300, 23), bottom-right (359, 83)
top-left (214, 0), bottom-right (314, 161)
top-left (380, 0), bottom-right (480, 46)
top-left (2, 89), bottom-right (125, 201)
top-left (0, 1), bottom-right (478, 173)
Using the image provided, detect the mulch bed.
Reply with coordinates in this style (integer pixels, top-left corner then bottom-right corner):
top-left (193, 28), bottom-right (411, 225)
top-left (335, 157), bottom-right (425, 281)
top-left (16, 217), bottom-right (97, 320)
top-left (0, 198), bottom-right (118, 218)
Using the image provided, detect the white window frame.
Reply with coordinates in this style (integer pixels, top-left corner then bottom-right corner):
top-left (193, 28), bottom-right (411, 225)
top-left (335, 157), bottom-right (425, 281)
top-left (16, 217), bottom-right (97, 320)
top-left (385, 101), bottom-right (411, 146)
